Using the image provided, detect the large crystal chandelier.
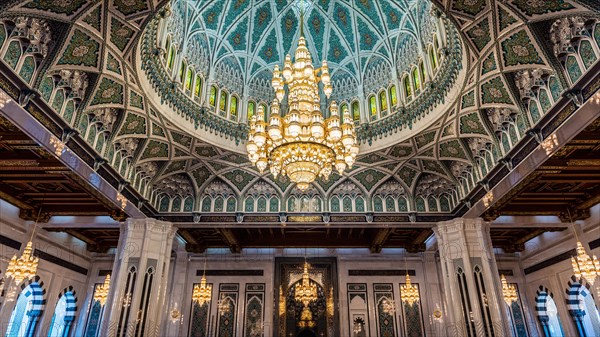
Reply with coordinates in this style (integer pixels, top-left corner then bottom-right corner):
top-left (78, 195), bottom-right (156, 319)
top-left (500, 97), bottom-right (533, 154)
top-left (400, 273), bottom-right (420, 305)
top-left (246, 23), bottom-right (359, 191)
top-left (572, 241), bottom-right (600, 285)
top-left (500, 274), bottom-right (518, 305)
top-left (94, 274), bottom-right (111, 306)
top-left (193, 255), bottom-right (212, 305)
top-left (5, 241), bottom-right (39, 285)
top-left (294, 261), bottom-right (318, 307)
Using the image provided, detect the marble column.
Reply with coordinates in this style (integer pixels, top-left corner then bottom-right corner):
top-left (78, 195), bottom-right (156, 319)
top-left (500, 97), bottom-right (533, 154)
top-left (100, 218), bottom-right (177, 337)
top-left (433, 218), bottom-right (511, 337)
top-left (162, 243), bottom-right (190, 336)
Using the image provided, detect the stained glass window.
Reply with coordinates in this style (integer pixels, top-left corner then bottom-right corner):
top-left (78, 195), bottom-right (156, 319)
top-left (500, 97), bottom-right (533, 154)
top-left (389, 85), bottom-right (397, 106)
top-left (209, 86), bottom-right (217, 106)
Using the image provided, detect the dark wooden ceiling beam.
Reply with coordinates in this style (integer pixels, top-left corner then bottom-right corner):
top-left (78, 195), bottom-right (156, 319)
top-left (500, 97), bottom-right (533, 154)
top-left (218, 228), bottom-right (241, 253)
top-left (370, 228), bottom-right (392, 254)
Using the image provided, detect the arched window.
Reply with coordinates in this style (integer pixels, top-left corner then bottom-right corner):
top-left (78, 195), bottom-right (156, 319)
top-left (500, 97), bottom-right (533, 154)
top-left (389, 85), bottom-right (397, 106)
top-left (194, 74), bottom-right (202, 98)
top-left (368, 95), bottom-right (377, 121)
top-left (209, 86), bottom-right (217, 107)
top-left (429, 46), bottom-right (438, 70)
top-left (379, 91), bottom-right (388, 115)
top-left (83, 284), bottom-right (105, 337)
top-left (536, 288), bottom-right (564, 337)
top-left (419, 61), bottom-right (426, 85)
top-left (403, 75), bottom-right (412, 99)
top-left (184, 67), bottom-right (193, 92)
top-left (178, 60), bottom-right (186, 84)
top-left (351, 101), bottom-right (360, 124)
top-left (247, 101), bottom-right (256, 120)
top-left (47, 291), bottom-right (77, 337)
top-left (229, 95), bottom-right (238, 121)
top-left (412, 67), bottom-right (420, 91)
top-left (6, 281), bottom-right (45, 337)
top-left (219, 90), bottom-right (228, 116)
top-left (167, 43), bottom-right (176, 70)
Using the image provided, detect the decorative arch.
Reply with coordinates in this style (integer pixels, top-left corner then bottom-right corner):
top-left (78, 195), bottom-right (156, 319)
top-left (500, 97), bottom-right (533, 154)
top-left (536, 286), bottom-right (565, 337)
top-left (47, 286), bottom-right (78, 337)
top-left (565, 276), bottom-right (600, 337)
top-left (6, 276), bottom-right (46, 337)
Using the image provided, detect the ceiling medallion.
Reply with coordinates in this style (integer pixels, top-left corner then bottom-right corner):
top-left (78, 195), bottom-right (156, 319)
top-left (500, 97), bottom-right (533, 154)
top-left (500, 274), bottom-right (518, 305)
top-left (247, 16), bottom-right (358, 191)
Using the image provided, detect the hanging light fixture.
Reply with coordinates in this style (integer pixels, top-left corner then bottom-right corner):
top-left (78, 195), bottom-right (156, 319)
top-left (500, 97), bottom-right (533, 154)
top-left (94, 274), bottom-right (111, 306)
top-left (500, 274), bottom-right (518, 305)
top-left (6, 210), bottom-right (42, 285)
top-left (400, 257), bottom-right (420, 306)
top-left (572, 241), bottom-right (600, 286)
top-left (400, 274), bottom-right (420, 305)
top-left (217, 294), bottom-right (231, 315)
top-left (193, 254), bottom-right (212, 305)
top-left (568, 210), bottom-right (600, 286)
top-left (246, 8), bottom-right (359, 191)
top-left (294, 259), bottom-right (318, 307)
top-left (381, 298), bottom-right (396, 315)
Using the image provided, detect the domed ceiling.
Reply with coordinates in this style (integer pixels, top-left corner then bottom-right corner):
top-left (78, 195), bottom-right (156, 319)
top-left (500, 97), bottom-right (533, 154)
top-left (167, 0), bottom-right (436, 96)
top-left (0, 0), bottom-right (598, 226)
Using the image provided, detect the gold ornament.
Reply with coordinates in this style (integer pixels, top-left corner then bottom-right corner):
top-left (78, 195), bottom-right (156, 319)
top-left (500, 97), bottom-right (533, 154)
top-left (400, 273), bottom-right (420, 305)
top-left (93, 274), bottom-right (111, 306)
top-left (572, 241), bottom-right (600, 286)
top-left (294, 261), bottom-right (318, 307)
top-left (5, 241), bottom-right (38, 285)
top-left (247, 24), bottom-right (358, 191)
top-left (501, 274), bottom-right (518, 305)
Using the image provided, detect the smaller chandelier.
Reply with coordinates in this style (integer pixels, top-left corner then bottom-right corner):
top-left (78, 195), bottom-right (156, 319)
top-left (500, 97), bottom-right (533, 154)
top-left (381, 298), bottom-right (396, 315)
top-left (5, 241), bottom-right (39, 285)
top-left (192, 274), bottom-right (212, 305)
top-left (572, 241), bottom-right (600, 285)
top-left (297, 306), bottom-right (316, 328)
top-left (400, 274), bottom-right (420, 305)
top-left (217, 294), bottom-right (231, 315)
top-left (295, 261), bottom-right (318, 307)
top-left (500, 275), bottom-right (518, 305)
top-left (94, 274), bottom-right (111, 306)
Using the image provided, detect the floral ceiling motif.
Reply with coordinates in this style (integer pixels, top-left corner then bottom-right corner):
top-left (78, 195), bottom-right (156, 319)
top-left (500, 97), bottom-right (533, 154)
top-left (0, 0), bottom-right (597, 217)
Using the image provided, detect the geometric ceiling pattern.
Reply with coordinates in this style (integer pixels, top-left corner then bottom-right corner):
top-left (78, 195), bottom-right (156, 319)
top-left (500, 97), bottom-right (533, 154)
top-left (0, 0), bottom-right (599, 222)
top-left (167, 0), bottom-right (437, 97)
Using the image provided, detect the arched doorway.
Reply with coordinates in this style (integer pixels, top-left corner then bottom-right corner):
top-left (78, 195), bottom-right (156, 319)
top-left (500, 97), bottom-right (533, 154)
top-left (535, 286), bottom-right (564, 337)
top-left (47, 288), bottom-right (77, 337)
top-left (5, 279), bottom-right (45, 337)
top-left (566, 277), bottom-right (600, 337)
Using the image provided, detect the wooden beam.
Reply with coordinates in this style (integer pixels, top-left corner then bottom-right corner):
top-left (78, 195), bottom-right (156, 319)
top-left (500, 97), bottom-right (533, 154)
top-left (370, 228), bottom-right (392, 254)
top-left (218, 228), bottom-right (241, 253)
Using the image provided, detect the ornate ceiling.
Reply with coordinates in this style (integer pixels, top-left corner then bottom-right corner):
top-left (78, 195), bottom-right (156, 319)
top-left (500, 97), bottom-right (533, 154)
top-left (166, 0), bottom-right (437, 95)
top-left (0, 0), bottom-right (599, 224)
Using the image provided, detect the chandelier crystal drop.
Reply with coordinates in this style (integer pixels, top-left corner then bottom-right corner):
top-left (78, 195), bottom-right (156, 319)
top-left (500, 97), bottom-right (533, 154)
top-left (294, 261), bottom-right (318, 307)
top-left (94, 274), bottom-right (111, 306)
top-left (5, 241), bottom-right (39, 285)
top-left (400, 273), bottom-right (420, 305)
top-left (247, 33), bottom-right (359, 191)
top-left (571, 241), bottom-right (600, 285)
top-left (500, 274), bottom-right (518, 305)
